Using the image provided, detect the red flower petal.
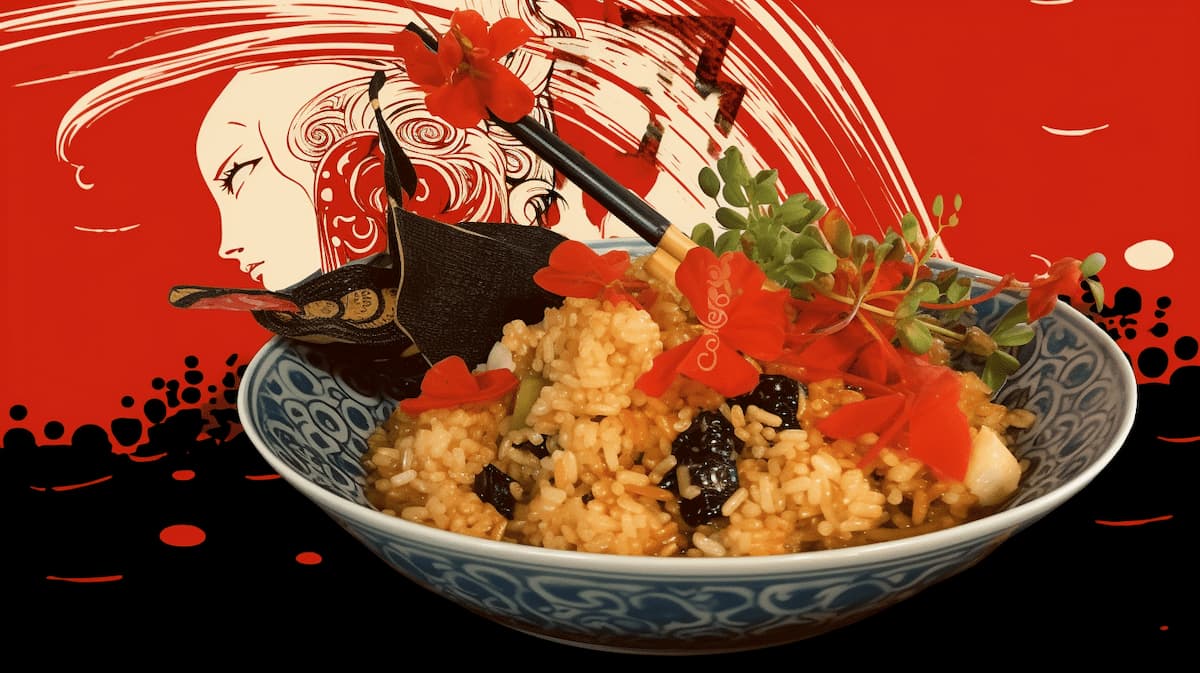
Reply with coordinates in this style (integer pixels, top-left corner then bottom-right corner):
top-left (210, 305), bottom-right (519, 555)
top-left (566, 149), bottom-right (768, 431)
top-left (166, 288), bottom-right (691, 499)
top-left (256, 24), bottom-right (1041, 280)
top-left (676, 334), bottom-right (763, 397)
top-left (906, 372), bottom-right (971, 480)
top-left (425, 75), bottom-right (486, 128)
top-left (1026, 258), bottom-right (1082, 321)
top-left (634, 339), bottom-right (697, 397)
top-left (449, 9), bottom-right (490, 52)
top-left (487, 16), bottom-right (534, 56)
top-left (474, 59), bottom-right (536, 122)
top-left (533, 240), bottom-right (631, 300)
top-left (400, 356), bottom-right (518, 414)
top-left (718, 287), bottom-right (789, 361)
top-left (396, 31), bottom-right (447, 87)
top-left (816, 392), bottom-right (906, 438)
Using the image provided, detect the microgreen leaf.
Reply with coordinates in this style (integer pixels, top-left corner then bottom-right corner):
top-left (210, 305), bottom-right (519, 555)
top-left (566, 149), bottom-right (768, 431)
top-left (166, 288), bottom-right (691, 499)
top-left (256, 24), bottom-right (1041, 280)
top-left (691, 222), bottom-right (715, 249)
top-left (1080, 252), bottom-right (1106, 278)
top-left (897, 318), bottom-right (933, 354)
top-left (715, 229), bottom-right (742, 255)
top-left (802, 247), bottom-right (838, 274)
top-left (900, 213), bottom-right (920, 245)
top-left (698, 167), bottom-right (720, 199)
top-left (1085, 278), bottom-right (1105, 311)
top-left (722, 182), bottom-right (749, 207)
top-left (982, 350), bottom-right (1020, 393)
top-left (992, 323), bottom-right (1035, 347)
top-left (716, 207), bottom-right (748, 230)
top-left (993, 301), bottom-right (1030, 336)
top-left (932, 194), bottom-right (944, 218)
top-left (823, 214), bottom-right (853, 258)
top-left (784, 259), bottom-right (816, 285)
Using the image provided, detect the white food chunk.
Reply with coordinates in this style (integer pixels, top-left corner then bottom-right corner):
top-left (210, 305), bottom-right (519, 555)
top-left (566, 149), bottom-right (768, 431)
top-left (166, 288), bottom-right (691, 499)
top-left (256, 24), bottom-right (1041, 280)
top-left (964, 426), bottom-right (1021, 506)
top-left (483, 341), bottom-right (515, 372)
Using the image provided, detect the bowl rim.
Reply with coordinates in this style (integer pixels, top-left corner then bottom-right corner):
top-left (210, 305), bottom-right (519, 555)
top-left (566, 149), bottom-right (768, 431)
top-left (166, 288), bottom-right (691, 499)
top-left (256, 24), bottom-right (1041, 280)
top-left (239, 242), bottom-right (1138, 575)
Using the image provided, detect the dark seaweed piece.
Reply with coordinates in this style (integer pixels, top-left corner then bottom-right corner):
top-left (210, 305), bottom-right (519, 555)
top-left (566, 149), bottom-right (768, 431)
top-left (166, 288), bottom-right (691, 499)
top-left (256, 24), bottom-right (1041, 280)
top-left (659, 410), bottom-right (743, 526)
top-left (726, 374), bottom-right (806, 430)
top-left (514, 437), bottom-right (550, 459)
top-left (473, 464), bottom-right (517, 519)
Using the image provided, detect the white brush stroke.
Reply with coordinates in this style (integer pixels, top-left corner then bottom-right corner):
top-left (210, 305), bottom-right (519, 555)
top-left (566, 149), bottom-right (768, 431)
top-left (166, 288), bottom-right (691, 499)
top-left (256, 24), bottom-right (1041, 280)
top-left (74, 224), bottom-right (141, 233)
top-left (1042, 124), bottom-right (1110, 136)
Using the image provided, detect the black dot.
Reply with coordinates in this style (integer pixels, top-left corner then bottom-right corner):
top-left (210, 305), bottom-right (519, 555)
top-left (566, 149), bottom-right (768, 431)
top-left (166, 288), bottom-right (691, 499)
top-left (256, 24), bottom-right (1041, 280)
top-left (184, 370), bottom-right (204, 385)
top-left (151, 377), bottom-right (166, 390)
top-left (144, 398), bottom-right (168, 424)
top-left (1157, 296), bottom-right (1172, 309)
top-left (208, 385), bottom-right (217, 392)
top-left (226, 353), bottom-right (239, 366)
top-left (1124, 328), bottom-right (1137, 340)
top-left (9, 405), bottom-right (27, 421)
top-left (44, 421), bottom-right (64, 440)
top-left (181, 387), bottom-right (202, 404)
top-left (1154, 310), bottom-right (1165, 318)
top-left (1150, 322), bottom-right (1169, 338)
top-left (121, 395), bottom-right (135, 407)
top-left (1137, 347), bottom-right (1169, 378)
top-left (1175, 336), bottom-right (1198, 360)
top-left (185, 355), bottom-right (200, 368)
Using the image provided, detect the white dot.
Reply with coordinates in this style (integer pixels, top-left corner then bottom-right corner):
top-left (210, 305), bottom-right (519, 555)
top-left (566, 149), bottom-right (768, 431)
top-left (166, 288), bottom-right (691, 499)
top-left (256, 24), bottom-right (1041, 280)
top-left (319, 187), bottom-right (334, 202)
top-left (1124, 239), bottom-right (1174, 271)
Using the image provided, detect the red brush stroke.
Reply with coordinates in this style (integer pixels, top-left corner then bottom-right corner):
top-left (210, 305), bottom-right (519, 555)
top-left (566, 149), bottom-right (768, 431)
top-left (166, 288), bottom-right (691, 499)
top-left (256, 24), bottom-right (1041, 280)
top-left (1156, 435), bottom-right (1199, 443)
top-left (245, 473), bottom-right (282, 481)
top-left (46, 575), bottom-right (124, 583)
top-left (1095, 515), bottom-right (1174, 527)
top-left (29, 475), bottom-right (113, 492)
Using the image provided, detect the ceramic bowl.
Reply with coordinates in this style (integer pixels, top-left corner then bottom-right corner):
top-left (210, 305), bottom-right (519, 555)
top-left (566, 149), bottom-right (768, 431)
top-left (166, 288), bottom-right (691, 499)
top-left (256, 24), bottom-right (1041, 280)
top-left (238, 239), bottom-right (1136, 655)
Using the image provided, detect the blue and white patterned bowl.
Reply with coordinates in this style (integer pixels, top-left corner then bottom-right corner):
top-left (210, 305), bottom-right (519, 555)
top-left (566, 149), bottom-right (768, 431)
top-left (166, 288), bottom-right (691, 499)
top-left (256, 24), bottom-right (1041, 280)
top-left (239, 239), bottom-right (1136, 654)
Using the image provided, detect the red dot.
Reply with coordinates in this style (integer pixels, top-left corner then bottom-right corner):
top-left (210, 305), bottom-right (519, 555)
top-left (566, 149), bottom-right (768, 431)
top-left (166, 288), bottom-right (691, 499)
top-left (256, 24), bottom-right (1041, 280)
top-left (160, 524), bottom-right (206, 547)
top-left (172, 469), bottom-right (196, 481)
top-left (295, 551), bottom-right (323, 565)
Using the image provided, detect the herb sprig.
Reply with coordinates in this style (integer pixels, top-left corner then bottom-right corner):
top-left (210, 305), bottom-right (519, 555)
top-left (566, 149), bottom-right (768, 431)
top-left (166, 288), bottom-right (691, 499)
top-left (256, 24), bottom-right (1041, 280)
top-left (689, 146), bottom-right (1106, 392)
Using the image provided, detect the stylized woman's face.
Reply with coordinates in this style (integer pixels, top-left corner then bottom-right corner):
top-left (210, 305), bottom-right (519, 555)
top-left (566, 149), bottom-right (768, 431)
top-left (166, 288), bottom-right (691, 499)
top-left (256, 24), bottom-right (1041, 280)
top-left (196, 66), bottom-right (360, 291)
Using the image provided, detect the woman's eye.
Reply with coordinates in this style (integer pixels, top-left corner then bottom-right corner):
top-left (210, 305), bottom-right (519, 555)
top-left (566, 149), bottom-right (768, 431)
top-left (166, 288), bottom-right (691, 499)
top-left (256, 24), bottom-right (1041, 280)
top-left (218, 157), bottom-right (263, 195)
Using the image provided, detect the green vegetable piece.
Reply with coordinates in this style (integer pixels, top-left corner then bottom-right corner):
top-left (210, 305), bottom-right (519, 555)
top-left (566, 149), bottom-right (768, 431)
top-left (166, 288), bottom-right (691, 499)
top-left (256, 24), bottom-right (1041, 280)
top-left (931, 194), bottom-right (944, 218)
top-left (511, 375), bottom-right (546, 429)
top-left (953, 193), bottom-right (963, 211)
top-left (691, 222), bottom-right (716, 250)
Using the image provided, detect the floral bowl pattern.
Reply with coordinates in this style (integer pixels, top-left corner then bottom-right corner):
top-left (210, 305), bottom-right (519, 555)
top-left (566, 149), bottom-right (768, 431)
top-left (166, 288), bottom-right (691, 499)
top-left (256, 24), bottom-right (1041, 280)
top-left (238, 239), bottom-right (1136, 654)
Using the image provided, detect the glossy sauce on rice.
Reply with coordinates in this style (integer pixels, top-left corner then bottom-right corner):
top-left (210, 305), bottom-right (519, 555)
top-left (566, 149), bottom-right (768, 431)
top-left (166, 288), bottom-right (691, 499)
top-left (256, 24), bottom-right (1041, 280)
top-left (363, 257), bottom-right (1034, 557)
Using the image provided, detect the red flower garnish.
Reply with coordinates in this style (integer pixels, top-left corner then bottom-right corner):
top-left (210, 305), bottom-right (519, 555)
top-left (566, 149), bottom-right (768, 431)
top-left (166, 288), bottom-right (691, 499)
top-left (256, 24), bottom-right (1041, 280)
top-left (396, 10), bottom-right (536, 128)
top-left (1025, 257), bottom-right (1085, 321)
top-left (399, 355), bottom-right (519, 415)
top-left (533, 240), bottom-right (648, 306)
top-left (815, 351), bottom-right (972, 481)
top-left (635, 247), bottom-right (789, 398)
